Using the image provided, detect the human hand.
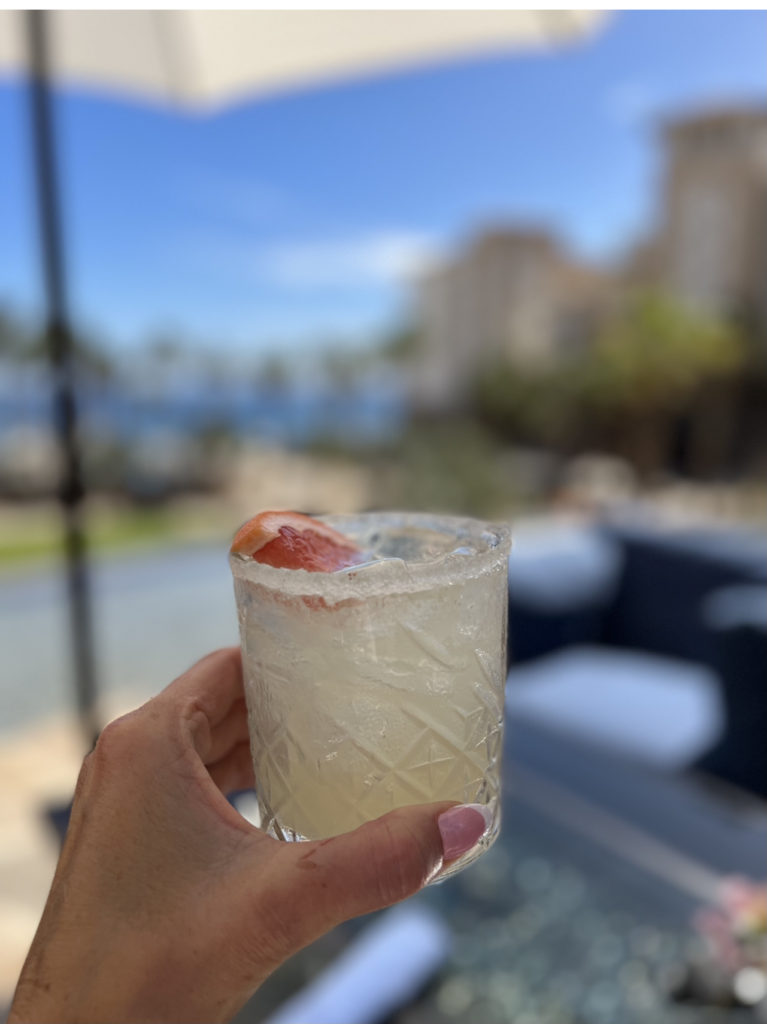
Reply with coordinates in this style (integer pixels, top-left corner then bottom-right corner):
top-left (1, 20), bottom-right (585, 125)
top-left (9, 648), bottom-right (490, 1024)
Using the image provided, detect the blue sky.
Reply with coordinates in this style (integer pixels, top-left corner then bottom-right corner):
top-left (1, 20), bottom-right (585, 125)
top-left (0, 10), bottom-right (765, 358)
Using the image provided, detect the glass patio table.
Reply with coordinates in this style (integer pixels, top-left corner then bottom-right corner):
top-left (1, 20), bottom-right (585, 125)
top-left (235, 714), bottom-right (767, 1024)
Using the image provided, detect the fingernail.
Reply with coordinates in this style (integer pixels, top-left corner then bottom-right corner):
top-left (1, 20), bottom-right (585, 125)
top-left (438, 804), bottom-right (493, 860)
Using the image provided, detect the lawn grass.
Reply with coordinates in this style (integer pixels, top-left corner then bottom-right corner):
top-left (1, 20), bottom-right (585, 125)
top-left (0, 501), bottom-right (225, 573)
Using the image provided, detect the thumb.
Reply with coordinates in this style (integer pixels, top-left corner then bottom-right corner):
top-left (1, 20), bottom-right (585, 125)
top-left (267, 802), bottom-right (492, 953)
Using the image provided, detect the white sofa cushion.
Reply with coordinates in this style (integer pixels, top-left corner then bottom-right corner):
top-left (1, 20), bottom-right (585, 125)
top-left (509, 521), bottom-right (624, 611)
top-left (506, 646), bottom-right (724, 770)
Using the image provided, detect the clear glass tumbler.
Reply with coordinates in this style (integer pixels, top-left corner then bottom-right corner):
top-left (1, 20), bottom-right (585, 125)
top-left (230, 511), bottom-right (510, 879)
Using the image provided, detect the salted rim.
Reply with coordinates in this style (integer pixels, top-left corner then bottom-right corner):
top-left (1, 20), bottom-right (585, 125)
top-left (229, 511), bottom-right (511, 599)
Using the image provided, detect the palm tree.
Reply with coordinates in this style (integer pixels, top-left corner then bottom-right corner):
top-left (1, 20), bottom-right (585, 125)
top-left (586, 293), bottom-right (745, 477)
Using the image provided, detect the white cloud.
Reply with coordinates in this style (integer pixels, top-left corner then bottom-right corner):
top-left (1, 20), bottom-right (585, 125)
top-left (185, 229), bottom-right (441, 289)
top-left (257, 231), bottom-right (441, 287)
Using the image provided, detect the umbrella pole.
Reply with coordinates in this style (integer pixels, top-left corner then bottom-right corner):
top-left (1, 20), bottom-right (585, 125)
top-left (26, 10), bottom-right (100, 750)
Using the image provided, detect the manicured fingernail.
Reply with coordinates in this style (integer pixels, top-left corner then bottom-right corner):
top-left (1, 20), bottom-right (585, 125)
top-left (438, 804), bottom-right (493, 860)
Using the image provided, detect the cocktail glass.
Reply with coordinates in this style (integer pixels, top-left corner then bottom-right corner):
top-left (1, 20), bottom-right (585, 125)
top-left (230, 511), bottom-right (510, 879)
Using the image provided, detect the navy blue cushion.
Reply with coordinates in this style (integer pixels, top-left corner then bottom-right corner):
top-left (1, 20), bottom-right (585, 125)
top-left (600, 523), bottom-right (767, 663)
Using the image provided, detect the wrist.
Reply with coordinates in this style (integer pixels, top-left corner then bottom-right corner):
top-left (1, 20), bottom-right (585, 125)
top-left (10, 930), bottom-right (251, 1024)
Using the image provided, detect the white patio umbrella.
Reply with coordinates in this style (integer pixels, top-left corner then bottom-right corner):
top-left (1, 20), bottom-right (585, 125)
top-left (0, 10), bottom-right (604, 744)
top-left (0, 11), bottom-right (603, 108)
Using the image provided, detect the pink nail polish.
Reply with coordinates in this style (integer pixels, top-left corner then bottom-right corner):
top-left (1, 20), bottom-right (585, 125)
top-left (438, 804), bottom-right (493, 860)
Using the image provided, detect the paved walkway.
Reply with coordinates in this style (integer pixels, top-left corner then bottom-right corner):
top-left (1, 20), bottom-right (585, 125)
top-left (0, 542), bottom-right (237, 732)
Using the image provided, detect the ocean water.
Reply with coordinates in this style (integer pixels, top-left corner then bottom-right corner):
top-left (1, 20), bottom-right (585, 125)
top-left (0, 378), bottom-right (408, 447)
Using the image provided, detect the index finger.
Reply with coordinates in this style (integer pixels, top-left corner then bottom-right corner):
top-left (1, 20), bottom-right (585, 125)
top-left (162, 647), bottom-right (245, 729)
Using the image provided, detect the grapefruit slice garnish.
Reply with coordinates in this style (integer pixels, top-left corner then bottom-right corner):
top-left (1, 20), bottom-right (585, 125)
top-left (230, 510), bottom-right (364, 572)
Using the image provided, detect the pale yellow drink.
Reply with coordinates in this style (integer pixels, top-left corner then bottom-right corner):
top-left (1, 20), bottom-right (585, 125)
top-left (230, 512), bottom-right (510, 879)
